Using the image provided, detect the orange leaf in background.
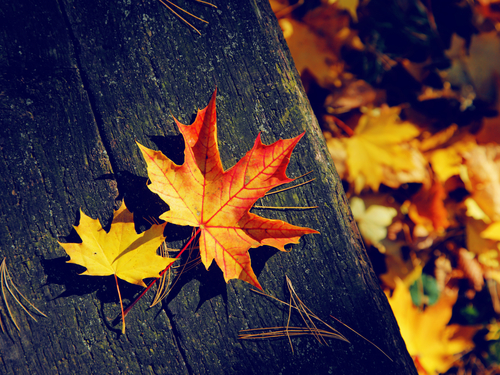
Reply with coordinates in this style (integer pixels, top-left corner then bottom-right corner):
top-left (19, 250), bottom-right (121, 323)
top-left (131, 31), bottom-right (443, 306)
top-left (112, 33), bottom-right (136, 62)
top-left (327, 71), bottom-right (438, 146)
top-left (408, 179), bottom-right (449, 233)
top-left (278, 18), bottom-right (340, 88)
top-left (137, 91), bottom-right (318, 289)
top-left (387, 279), bottom-right (478, 375)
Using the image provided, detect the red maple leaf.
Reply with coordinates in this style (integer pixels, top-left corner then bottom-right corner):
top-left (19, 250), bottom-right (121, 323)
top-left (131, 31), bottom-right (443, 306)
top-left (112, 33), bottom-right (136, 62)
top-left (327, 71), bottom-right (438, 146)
top-left (137, 90), bottom-right (318, 288)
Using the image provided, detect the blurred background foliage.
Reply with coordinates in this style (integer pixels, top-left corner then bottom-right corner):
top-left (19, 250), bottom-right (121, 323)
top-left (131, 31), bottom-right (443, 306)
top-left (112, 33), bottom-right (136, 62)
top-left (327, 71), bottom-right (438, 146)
top-left (270, 0), bottom-right (500, 373)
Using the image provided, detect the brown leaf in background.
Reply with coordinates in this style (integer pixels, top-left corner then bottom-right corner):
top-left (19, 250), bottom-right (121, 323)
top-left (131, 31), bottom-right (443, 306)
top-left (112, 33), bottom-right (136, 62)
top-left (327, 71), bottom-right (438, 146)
top-left (279, 17), bottom-right (342, 88)
top-left (457, 248), bottom-right (485, 292)
top-left (463, 144), bottom-right (500, 222)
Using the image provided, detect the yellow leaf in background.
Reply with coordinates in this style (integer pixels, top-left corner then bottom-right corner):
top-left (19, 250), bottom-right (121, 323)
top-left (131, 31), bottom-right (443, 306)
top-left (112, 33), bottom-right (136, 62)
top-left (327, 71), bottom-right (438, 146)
top-left (481, 222), bottom-right (500, 241)
top-left (478, 249), bottom-right (500, 268)
top-left (350, 196), bottom-right (397, 250)
top-left (328, 0), bottom-right (359, 22)
top-left (465, 197), bottom-right (491, 224)
top-left (387, 279), bottom-right (477, 375)
top-left (59, 202), bottom-right (175, 287)
top-left (465, 218), bottom-right (500, 275)
top-left (279, 18), bottom-right (293, 38)
top-left (427, 135), bottom-right (475, 183)
top-left (430, 148), bottom-right (463, 182)
top-left (379, 147), bottom-right (428, 191)
top-left (486, 320), bottom-right (500, 341)
top-left (344, 106), bottom-right (423, 193)
top-left (419, 124), bottom-right (458, 152)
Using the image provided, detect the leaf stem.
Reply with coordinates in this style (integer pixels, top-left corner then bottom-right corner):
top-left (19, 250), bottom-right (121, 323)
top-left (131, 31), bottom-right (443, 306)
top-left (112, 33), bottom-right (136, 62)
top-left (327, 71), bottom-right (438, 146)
top-left (115, 274), bottom-right (125, 334)
top-left (121, 228), bottom-right (201, 318)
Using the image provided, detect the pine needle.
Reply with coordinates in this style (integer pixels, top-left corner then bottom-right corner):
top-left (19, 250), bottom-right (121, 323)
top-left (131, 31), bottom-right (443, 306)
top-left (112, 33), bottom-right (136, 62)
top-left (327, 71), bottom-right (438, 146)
top-left (0, 258), bottom-right (47, 332)
top-left (157, 0), bottom-right (216, 35)
top-left (151, 241), bottom-right (174, 307)
top-left (195, 0), bottom-right (216, 7)
top-left (329, 315), bottom-right (393, 362)
top-left (239, 327), bottom-right (347, 341)
top-left (265, 177), bottom-right (315, 196)
top-left (252, 205), bottom-right (318, 210)
top-left (239, 276), bottom-right (349, 353)
top-left (240, 276), bottom-right (392, 361)
top-left (256, 171), bottom-right (317, 210)
top-left (151, 229), bottom-right (201, 307)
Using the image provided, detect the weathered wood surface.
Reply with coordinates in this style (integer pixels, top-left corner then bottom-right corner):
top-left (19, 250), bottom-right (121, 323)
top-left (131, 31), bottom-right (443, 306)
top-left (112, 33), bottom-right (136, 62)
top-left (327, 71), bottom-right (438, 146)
top-left (0, 0), bottom-right (417, 374)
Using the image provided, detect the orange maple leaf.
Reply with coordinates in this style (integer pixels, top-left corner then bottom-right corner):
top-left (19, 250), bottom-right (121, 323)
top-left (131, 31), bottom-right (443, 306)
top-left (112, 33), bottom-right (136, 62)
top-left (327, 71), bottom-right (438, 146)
top-left (137, 90), bottom-right (318, 288)
top-left (408, 179), bottom-right (450, 234)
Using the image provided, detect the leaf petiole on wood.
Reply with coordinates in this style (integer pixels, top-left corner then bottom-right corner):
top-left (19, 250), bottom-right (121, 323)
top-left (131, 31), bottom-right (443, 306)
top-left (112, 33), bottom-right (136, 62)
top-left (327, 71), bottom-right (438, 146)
top-left (114, 274), bottom-right (126, 334)
top-left (121, 228), bottom-right (201, 318)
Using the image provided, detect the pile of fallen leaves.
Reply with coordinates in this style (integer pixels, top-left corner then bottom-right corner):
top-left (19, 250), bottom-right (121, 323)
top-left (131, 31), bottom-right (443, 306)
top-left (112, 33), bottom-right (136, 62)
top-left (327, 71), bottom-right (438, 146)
top-left (272, 0), bottom-right (500, 373)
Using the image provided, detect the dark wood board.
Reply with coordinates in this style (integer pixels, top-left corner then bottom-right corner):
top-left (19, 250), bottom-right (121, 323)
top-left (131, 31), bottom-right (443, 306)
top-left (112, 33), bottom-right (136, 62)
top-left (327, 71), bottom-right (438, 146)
top-left (0, 0), bottom-right (417, 374)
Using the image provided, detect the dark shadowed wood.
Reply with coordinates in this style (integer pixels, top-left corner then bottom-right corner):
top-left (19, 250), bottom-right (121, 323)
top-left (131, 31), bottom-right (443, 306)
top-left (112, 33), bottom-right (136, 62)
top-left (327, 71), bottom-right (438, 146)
top-left (0, 0), bottom-right (417, 374)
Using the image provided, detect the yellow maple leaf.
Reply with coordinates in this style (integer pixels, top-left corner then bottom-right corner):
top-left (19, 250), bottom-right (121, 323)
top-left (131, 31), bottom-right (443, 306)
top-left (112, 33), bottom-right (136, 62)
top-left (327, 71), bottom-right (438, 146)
top-left (343, 106), bottom-right (424, 193)
top-left (387, 279), bottom-right (477, 374)
top-left (59, 202), bottom-right (175, 287)
top-left (59, 202), bottom-right (175, 333)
